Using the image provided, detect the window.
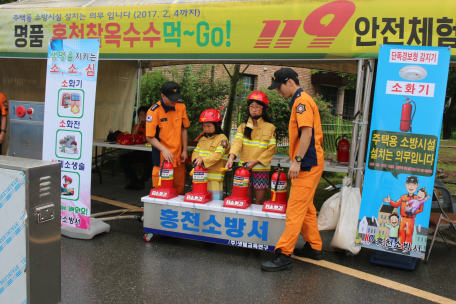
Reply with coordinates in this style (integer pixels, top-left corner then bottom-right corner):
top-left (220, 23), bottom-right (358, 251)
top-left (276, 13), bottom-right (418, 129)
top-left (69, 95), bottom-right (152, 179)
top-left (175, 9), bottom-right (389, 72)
top-left (343, 89), bottom-right (356, 118)
top-left (320, 86), bottom-right (338, 115)
top-left (240, 75), bottom-right (255, 99)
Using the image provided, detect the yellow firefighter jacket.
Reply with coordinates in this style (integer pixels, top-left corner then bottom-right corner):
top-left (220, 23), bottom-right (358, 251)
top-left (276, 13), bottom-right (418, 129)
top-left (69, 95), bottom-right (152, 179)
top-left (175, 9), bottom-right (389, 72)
top-left (230, 117), bottom-right (276, 171)
top-left (192, 133), bottom-right (230, 181)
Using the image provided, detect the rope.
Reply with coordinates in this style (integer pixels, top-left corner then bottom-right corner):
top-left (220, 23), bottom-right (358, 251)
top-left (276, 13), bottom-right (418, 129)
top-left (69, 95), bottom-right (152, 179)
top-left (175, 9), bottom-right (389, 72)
top-left (116, 208), bottom-right (138, 217)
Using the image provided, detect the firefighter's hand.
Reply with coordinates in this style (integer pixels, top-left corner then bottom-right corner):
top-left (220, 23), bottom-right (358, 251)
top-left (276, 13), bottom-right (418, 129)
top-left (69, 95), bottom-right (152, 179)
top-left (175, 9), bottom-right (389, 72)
top-left (288, 161), bottom-right (300, 179)
top-left (194, 157), bottom-right (203, 167)
top-left (162, 148), bottom-right (174, 163)
top-left (244, 160), bottom-right (259, 170)
top-left (0, 132), bottom-right (4, 144)
top-left (180, 150), bottom-right (188, 163)
top-left (382, 194), bottom-right (391, 203)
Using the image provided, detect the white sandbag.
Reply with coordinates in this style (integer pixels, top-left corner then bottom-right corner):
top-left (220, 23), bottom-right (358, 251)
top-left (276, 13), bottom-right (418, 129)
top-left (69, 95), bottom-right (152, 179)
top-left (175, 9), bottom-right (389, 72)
top-left (330, 185), bottom-right (362, 254)
top-left (317, 177), bottom-right (352, 231)
top-left (317, 192), bottom-right (341, 231)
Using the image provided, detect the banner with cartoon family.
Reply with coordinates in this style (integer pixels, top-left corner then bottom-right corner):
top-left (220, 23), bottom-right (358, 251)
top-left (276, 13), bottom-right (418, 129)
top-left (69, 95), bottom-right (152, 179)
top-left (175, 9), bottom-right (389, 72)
top-left (42, 39), bottom-right (100, 229)
top-left (356, 44), bottom-right (451, 259)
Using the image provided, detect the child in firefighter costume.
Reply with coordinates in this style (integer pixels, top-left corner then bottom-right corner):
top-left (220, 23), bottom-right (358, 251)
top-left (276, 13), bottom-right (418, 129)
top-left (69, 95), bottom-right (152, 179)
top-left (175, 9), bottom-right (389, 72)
top-left (192, 109), bottom-right (230, 200)
top-left (226, 91), bottom-right (277, 205)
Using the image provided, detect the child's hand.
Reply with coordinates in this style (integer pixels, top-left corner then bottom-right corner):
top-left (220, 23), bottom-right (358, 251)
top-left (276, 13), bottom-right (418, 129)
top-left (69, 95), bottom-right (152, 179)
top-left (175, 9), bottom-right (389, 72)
top-left (194, 157), bottom-right (203, 167)
top-left (244, 160), bottom-right (259, 170)
top-left (225, 156), bottom-right (234, 171)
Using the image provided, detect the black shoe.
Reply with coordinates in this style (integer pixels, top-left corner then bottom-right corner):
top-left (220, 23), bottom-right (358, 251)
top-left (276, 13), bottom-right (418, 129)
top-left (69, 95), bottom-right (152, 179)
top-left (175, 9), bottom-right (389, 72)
top-left (293, 242), bottom-right (323, 260)
top-left (134, 180), bottom-right (145, 190)
top-left (261, 249), bottom-right (293, 272)
top-left (125, 180), bottom-right (138, 190)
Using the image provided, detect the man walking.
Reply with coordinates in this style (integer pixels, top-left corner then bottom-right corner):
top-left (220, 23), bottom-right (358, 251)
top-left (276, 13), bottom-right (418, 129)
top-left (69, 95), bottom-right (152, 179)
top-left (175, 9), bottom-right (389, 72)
top-left (262, 68), bottom-right (324, 271)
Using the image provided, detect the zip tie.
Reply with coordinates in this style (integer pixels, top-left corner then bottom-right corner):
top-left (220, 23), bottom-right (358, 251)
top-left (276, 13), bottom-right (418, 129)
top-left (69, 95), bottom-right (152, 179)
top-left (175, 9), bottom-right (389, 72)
top-left (352, 121), bottom-right (369, 125)
top-left (348, 166), bottom-right (364, 178)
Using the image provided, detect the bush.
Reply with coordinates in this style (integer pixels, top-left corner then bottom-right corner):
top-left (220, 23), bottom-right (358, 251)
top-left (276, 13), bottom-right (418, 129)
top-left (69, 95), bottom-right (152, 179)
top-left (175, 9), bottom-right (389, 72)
top-left (139, 65), bottom-right (230, 140)
top-left (238, 89), bottom-right (335, 144)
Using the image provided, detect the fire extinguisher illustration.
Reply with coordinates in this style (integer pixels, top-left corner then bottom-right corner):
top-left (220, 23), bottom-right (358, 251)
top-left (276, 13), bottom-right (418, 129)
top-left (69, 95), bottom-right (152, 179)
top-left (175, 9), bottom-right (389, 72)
top-left (400, 96), bottom-right (416, 133)
top-left (335, 134), bottom-right (350, 164)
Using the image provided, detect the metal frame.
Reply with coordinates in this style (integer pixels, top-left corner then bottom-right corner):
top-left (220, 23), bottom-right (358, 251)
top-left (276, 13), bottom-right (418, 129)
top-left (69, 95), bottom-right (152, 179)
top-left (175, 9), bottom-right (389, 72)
top-left (425, 185), bottom-right (456, 263)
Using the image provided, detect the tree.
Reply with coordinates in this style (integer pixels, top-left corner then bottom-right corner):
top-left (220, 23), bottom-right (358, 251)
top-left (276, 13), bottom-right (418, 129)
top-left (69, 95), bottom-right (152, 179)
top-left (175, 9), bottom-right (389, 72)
top-left (222, 64), bottom-right (241, 137)
top-left (139, 65), bottom-right (230, 140)
top-left (442, 68), bottom-right (456, 139)
top-left (238, 89), bottom-right (334, 144)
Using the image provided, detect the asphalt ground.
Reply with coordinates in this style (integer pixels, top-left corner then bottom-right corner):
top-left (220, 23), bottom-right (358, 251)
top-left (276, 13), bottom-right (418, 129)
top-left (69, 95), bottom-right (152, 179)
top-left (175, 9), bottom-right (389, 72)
top-left (60, 171), bottom-right (456, 303)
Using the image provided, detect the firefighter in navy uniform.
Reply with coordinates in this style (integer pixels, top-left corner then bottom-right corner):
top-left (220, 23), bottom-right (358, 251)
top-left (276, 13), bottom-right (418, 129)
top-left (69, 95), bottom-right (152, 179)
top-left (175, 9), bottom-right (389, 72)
top-left (262, 68), bottom-right (325, 272)
top-left (145, 82), bottom-right (191, 195)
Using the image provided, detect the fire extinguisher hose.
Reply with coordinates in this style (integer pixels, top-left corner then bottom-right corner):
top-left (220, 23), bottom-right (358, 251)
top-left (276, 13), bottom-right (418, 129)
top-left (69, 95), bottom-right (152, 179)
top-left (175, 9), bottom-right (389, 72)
top-left (410, 100), bottom-right (416, 132)
top-left (158, 159), bottom-right (166, 186)
top-left (222, 162), bottom-right (248, 197)
top-left (272, 163), bottom-right (281, 202)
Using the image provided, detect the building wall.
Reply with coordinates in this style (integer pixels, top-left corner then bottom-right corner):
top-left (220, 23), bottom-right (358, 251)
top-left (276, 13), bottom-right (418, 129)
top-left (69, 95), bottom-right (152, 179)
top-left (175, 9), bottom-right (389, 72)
top-left (150, 64), bottom-right (320, 98)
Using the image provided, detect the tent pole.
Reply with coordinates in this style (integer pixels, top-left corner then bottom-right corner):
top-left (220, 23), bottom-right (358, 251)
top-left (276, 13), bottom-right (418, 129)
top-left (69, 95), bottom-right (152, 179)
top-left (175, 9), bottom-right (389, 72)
top-left (135, 60), bottom-right (142, 124)
top-left (355, 58), bottom-right (375, 190)
top-left (348, 59), bottom-right (365, 181)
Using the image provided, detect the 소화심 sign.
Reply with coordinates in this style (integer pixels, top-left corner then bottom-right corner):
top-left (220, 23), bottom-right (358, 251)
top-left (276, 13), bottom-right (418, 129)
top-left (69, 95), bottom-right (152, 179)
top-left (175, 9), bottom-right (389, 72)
top-left (356, 44), bottom-right (451, 259)
top-left (42, 39), bottom-right (100, 229)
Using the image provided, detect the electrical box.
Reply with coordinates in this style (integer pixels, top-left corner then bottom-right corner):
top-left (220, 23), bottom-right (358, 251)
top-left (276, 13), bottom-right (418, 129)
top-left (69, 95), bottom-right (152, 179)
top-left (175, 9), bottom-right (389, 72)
top-left (8, 100), bottom-right (45, 160)
top-left (0, 156), bottom-right (61, 304)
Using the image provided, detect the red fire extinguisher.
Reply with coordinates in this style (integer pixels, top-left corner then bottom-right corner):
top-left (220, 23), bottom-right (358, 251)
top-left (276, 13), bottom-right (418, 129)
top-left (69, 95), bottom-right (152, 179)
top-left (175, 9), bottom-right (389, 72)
top-left (149, 160), bottom-right (179, 199)
top-left (262, 164), bottom-right (288, 214)
top-left (335, 135), bottom-right (350, 164)
top-left (184, 163), bottom-right (213, 204)
top-left (400, 96), bottom-right (416, 133)
top-left (223, 164), bottom-right (252, 209)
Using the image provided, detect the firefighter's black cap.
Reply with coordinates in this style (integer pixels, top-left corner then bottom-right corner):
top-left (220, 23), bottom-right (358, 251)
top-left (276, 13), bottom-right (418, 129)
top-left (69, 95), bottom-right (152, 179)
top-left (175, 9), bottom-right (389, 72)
top-left (268, 68), bottom-right (299, 90)
top-left (406, 176), bottom-right (419, 184)
top-left (161, 81), bottom-right (182, 101)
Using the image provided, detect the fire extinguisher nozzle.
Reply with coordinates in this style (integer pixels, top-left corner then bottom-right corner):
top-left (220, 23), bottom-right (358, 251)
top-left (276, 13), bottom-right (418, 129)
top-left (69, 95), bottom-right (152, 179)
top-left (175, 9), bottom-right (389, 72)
top-left (272, 192), bottom-right (276, 202)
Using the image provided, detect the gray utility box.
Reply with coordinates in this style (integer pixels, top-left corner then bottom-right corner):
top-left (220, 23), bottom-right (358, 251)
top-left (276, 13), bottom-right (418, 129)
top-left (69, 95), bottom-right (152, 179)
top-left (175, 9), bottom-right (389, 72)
top-left (0, 156), bottom-right (61, 304)
top-left (8, 100), bottom-right (45, 160)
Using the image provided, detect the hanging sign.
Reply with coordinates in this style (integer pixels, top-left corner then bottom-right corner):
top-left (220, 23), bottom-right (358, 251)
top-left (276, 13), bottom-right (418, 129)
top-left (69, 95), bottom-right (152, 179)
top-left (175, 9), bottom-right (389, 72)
top-left (0, 1), bottom-right (455, 60)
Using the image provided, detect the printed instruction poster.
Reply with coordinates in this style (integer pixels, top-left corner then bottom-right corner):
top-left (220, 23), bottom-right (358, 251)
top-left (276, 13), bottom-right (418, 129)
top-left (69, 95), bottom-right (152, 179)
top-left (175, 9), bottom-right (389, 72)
top-left (356, 45), bottom-right (451, 259)
top-left (42, 39), bottom-right (100, 229)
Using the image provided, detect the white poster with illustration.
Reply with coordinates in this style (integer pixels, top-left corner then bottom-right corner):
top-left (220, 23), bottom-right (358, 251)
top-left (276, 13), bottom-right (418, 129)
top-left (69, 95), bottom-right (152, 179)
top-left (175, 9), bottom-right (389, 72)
top-left (42, 39), bottom-right (99, 230)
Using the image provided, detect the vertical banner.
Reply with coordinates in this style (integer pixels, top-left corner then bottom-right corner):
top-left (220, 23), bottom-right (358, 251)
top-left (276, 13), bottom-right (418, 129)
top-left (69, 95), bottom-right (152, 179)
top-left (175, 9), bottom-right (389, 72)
top-left (42, 39), bottom-right (100, 229)
top-left (356, 45), bottom-right (451, 259)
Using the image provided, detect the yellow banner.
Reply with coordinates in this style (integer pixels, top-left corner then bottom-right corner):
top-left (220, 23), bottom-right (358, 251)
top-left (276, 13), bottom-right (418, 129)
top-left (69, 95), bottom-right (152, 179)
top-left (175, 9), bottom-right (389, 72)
top-left (0, 0), bottom-right (455, 60)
